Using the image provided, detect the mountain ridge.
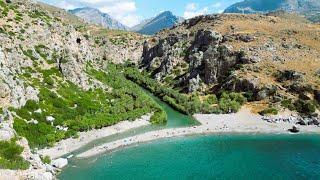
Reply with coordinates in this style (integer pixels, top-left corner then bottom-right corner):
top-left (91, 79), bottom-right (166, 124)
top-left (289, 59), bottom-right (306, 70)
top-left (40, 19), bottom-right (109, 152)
top-left (224, 0), bottom-right (320, 22)
top-left (132, 11), bottom-right (184, 35)
top-left (69, 7), bottom-right (128, 30)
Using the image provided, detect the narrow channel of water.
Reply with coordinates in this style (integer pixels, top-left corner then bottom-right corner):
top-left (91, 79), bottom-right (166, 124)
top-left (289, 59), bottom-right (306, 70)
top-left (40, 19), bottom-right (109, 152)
top-left (60, 89), bottom-right (199, 158)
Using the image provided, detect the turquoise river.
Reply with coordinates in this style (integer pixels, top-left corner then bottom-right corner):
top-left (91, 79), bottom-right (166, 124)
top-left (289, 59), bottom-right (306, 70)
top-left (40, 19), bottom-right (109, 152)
top-left (58, 91), bottom-right (320, 180)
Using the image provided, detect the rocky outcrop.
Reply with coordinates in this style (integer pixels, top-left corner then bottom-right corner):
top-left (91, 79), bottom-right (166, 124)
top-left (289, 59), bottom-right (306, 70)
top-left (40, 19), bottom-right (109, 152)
top-left (315, 90), bottom-right (320, 103)
top-left (277, 70), bottom-right (305, 82)
top-left (141, 29), bottom-right (245, 92)
top-left (203, 45), bottom-right (239, 84)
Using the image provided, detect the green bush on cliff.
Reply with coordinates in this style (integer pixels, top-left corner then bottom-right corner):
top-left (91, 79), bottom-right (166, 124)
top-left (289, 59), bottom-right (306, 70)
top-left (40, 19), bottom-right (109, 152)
top-left (294, 100), bottom-right (316, 114)
top-left (14, 65), bottom-right (166, 148)
top-left (0, 139), bottom-right (30, 170)
top-left (259, 107), bottom-right (279, 115)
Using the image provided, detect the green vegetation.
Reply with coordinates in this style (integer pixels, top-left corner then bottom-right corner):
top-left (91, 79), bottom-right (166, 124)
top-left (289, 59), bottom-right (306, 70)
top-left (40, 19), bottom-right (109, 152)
top-left (124, 66), bottom-right (246, 115)
top-left (13, 65), bottom-right (165, 148)
top-left (259, 107), bottom-right (279, 115)
top-left (35, 45), bottom-right (54, 64)
top-left (281, 99), bottom-right (295, 111)
top-left (205, 95), bottom-right (218, 105)
top-left (0, 139), bottom-right (30, 170)
top-left (40, 155), bottom-right (51, 164)
top-left (0, 0), bottom-right (9, 17)
top-left (281, 98), bottom-right (317, 115)
top-left (28, 10), bottom-right (52, 25)
top-left (218, 92), bottom-right (246, 113)
top-left (294, 100), bottom-right (316, 114)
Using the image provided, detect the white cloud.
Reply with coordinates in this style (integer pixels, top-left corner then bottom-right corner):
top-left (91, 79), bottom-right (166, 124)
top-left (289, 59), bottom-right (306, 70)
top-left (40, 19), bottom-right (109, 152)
top-left (98, 1), bottom-right (139, 27)
top-left (212, 2), bottom-right (222, 8)
top-left (39, 0), bottom-right (140, 27)
top-left (120, 14), bottom-right (141, 27)
top-left (56, 0), bottom-right (77, 10)
top-left (186, 3), bottom-right (197, 11)
top-left (184, 3), bottom-right (209, 19)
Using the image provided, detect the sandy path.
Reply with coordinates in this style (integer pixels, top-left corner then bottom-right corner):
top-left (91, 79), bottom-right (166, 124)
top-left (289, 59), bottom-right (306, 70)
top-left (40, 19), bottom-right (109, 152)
top-left (37, 115), bottom-right (151, 159)
top-left (77, 109), bottom-right (320, 158)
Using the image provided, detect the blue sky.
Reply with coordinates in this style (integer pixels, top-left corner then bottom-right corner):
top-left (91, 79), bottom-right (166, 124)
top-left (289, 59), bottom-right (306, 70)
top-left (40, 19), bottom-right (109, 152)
top-left (39, 0), bottom-right (242, 27)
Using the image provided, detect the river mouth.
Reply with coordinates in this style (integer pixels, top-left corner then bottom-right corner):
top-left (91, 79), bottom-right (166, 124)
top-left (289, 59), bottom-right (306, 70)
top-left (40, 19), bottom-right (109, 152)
top-left (57, 88), bottom-right (320, 179)
top-left (56, 88), bottom-right (199, 160)
top-left (59, 134), bottom-right (320, 179)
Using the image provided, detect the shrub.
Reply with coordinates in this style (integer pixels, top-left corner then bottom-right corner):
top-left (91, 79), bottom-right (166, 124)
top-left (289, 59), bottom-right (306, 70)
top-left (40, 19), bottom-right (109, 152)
top-left (14, 64), bottom-right (166, 148)
top-left (0, 139), bottom-right (30, 170)
top-left (218, 92), bottom-right (246, 113)
top-left (294, 100), bottom-right (316, 114)
top-left (150, 110), bottom-right (167, 124)
top-left (40, 155), bottom-right (51, 164)
top-left (281, 99), bottom-right (295, 111)
top-left (206, 95), bottom-right (218, 105)
top-left (259, 107), bottom-right (279, 115)
top-left (43, 76), bottom-right (54, 86)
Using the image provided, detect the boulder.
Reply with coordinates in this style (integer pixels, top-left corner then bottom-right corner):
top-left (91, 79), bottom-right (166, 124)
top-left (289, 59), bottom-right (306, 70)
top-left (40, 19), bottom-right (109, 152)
top-left (236, 34), bottom-right (255, 42)
top-left (51, 158), bottom-right (68, 169)
top-left (288, 126), bottom-right (300, 133)
top-left (296, 119), bottom-right (307, 126)
top-left (307, 119), bottom-right (319, 126)
top-left (188, 75), bottom-right (201, 92)
top-left (45, 164), bottom-right (55, 173)
top-left (256, 90), bottom-right (268, 100)
top-left (277, 70), bottom-right (304, 82)
top-left (0, 83), bottom-right (10, 98)
top-left (25, 86), bottom-right (39, 102)
top-left (46, 116), bottom-right (55, 122)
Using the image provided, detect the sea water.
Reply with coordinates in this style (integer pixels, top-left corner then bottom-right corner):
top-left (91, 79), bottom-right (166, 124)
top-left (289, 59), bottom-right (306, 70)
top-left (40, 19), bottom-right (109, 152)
top-left (59, 134), bottom-right (320, 180)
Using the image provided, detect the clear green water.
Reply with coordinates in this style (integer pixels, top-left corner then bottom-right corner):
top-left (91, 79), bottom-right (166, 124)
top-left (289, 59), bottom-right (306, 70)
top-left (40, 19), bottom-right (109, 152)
top-left (58, 89), bottom-right (320, 180)
top-left (59, 90), bottom-right (199, 158)
top-left (59, 134), bottom-right (320, 180)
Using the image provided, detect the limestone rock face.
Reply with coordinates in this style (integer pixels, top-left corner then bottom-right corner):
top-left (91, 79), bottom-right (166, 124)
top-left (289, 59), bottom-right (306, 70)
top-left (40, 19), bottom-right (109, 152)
top-left (188, 75), bottom-right (201, 92)
top-left (140, 29), bottom-right (244, 92)
top-left (0, 83), bottom-right (10, 98)
top-left (203, 45), bottom-right (239, 84)
top-left (190, 30), bottom-right (222, 52)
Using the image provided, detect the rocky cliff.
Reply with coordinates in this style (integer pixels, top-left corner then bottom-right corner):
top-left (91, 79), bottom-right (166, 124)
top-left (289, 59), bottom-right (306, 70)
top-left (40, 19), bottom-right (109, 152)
top-left (140, 13), bottom-right (320, 115)
top-left (0, 0), bottom-right (144, 178)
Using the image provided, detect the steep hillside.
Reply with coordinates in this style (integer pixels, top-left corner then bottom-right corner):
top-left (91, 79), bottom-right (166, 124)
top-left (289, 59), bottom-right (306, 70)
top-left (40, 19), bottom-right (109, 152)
top-left (69, 7), bottom-right (128, 30)
top-left (132, 11), bottom-right (183, 35)
top-left (0, 0), bottom-right (157, 178)
top-left (138, 13), bottom-right (320, 116)
top-left (224, 0), bottom-right (320, 22)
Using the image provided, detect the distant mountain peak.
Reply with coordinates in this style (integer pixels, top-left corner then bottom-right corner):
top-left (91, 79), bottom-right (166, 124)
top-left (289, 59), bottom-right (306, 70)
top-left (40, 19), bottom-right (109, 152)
top-left (132, 11), bottom-right (183, 35)
top-left (224, 0), bottom-right (320, 22)
top-left (69, 7), bottom-right (128, 30)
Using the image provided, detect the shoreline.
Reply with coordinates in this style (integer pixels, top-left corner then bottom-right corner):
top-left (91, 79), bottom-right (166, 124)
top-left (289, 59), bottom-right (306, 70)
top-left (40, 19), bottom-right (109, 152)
top-left (37, 114), bottom-right (151, 159)
top-left (77, 109), bottom-right (320, 158)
